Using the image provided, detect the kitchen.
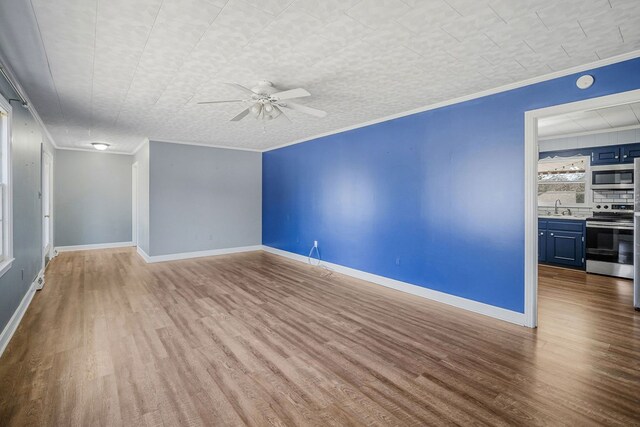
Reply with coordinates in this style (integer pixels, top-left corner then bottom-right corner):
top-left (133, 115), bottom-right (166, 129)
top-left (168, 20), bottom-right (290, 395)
top-left (537, 101), bottom-right (640, 310)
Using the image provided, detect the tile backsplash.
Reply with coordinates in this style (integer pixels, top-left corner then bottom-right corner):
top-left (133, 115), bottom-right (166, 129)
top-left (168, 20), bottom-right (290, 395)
top-left (593, 189), bottom-right (633, 204)
top-left (538, 190), bottom-right (634, 217)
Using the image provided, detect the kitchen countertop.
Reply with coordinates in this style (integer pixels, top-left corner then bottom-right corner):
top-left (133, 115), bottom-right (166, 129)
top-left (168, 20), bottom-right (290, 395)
top-left (539, 215), bottom-right (588, 220)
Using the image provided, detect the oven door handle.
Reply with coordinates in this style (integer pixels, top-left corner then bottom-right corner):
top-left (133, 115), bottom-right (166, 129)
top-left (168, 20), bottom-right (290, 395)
top-left (586, 222), bottom-right (634, 230)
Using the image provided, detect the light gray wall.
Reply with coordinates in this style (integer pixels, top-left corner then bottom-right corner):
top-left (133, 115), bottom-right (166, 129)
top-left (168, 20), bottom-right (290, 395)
top-left (0, 83), bottom-right (43, 335)
top-left (148, 141), bottom-right (261, 256)
top-left (54, 150), bottom-right (133, 247)
top-left (134, 141), bottom-right (149, 253)
top-left (539, 127), bottom-right (640, 152)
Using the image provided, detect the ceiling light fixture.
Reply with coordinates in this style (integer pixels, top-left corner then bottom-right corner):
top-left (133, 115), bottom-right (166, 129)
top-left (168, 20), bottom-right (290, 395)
top-left (576, 75), bottom-right (594, 89)
top-left (91, 142), bottom-right (110, 151)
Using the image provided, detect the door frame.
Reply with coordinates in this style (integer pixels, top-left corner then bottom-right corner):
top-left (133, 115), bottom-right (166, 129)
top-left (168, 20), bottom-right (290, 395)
top-left (42, 149), bottom-right (53, 263)
top-left (132, 161), bottom-right (138, 246)
top-left (524, 88), bottom-right (640, 328)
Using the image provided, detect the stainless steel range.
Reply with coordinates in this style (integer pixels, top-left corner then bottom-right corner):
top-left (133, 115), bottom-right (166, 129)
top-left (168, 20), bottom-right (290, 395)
top-left (586, 203), bottom-right (634, 279)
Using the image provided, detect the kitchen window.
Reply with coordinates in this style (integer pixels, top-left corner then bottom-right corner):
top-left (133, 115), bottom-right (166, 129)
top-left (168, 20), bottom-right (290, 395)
top-left (538, 156), bottom-right (591, 208)
top-left (0, 94), bottom-right (13, 277)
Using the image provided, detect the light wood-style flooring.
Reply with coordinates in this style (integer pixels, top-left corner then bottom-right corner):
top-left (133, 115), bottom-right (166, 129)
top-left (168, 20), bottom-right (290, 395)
top-left (1, 248), bottom-right (639, 426)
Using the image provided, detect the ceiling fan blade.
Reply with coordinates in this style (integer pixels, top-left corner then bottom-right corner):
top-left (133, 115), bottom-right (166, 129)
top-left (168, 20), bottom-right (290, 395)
top-left (274, 105), bottom-right (290, 122)
top-left (279, 102), bottom-right (327, 118)
top-left (197, 99), bottom-right (245, 104)
top-left (271, 88), bottom-right (311, 101)
top-left (230, 106), bottom-right (252, 121)
top-left (253, 103), bottom-right (263, 120)
top-left (226, 83), bottom-right (257, 95)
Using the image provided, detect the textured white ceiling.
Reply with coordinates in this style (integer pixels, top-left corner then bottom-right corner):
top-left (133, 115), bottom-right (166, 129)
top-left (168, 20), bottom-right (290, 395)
top-left (539, 101), bottom-right (640, 137)
top-left (0, 0), bottom-right (639, 152)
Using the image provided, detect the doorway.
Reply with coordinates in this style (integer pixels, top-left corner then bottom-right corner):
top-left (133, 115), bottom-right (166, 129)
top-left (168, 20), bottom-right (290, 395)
top-left (525, 88), bottom-right (640, 328)
top-left (132, 162), bottom-right (138, 246)
top-left (42, 150), bottom-right (53, 267)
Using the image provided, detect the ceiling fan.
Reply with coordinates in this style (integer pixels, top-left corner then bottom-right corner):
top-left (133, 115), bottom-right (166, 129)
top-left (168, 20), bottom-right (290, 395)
top-left (198, 80), bottom-right (327, 122)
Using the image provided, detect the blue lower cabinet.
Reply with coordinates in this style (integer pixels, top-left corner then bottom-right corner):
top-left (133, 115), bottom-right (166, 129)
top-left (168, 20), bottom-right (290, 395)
top-left (538, 230), bottom-right (546, 263)
top-left (546, 230), bottom-right (583, 267)
top-left (538, 219), bottom-right (585, 269)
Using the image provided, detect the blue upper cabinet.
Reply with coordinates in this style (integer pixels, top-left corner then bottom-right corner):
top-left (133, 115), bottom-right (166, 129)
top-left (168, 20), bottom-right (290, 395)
top-left (591, 146), bottom-right (620, 165)
top-left (542, 143), bottom-right (640, 166)
top-left (621, 144), bottom-right (640, 163)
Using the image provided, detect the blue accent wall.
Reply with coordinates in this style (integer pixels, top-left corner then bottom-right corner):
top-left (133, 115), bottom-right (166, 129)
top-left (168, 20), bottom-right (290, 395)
top-left (263, 58), bottom-right (640, 313)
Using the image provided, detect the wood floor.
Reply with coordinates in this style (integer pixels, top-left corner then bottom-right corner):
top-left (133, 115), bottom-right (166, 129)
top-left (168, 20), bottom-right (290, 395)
top-left (1, 249), bottom-right (639, 426)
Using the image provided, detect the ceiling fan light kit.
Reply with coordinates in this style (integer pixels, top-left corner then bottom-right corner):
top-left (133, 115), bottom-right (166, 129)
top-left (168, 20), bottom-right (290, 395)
top-left (198, 80), bottom-right (327, 123)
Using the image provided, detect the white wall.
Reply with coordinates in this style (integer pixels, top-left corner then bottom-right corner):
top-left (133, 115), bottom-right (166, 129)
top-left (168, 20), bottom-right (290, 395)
top-left (539, 127), bottom-right (640, 152)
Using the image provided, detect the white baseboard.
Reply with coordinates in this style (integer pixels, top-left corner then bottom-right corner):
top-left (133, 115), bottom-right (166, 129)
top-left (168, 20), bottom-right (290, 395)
top-left (137, 246), bottom-right (152, 263)
top-left (0, 280), bottom-right (37, 357)
top-left (136, 243), bottom-right (526, 326)
top-left (137, 245), bottom-right (262, 263)
top-left (261, 246), bottom-right (527, 327)
top-left (55, 241), bottom-right (135, 252)
top-left (34, 268), bottom-right (45, 290)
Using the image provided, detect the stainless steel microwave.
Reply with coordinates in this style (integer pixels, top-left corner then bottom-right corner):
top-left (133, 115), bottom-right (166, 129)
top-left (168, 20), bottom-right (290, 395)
top-left (591, 164), bottom-right (634, 190)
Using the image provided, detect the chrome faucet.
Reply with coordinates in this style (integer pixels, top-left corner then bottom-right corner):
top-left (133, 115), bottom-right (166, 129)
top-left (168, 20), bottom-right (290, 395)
top-left (555, 199), bottom-right (562, 214)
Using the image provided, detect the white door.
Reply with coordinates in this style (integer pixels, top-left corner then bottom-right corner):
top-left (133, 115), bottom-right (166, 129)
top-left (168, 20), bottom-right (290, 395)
top-left (42, 151), bottom-right (52, 261)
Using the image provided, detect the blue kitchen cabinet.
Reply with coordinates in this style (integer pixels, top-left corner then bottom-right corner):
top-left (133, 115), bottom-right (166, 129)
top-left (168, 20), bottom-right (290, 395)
top-left (538, 220), bottom-right (547, 263)
top-left (538, 219), bottom-right (585, 269)
top-left (546, 230), bottom-right (583, 267)
top-left (541, 142), bottom-right (640, 166)
top-left (621, 144), bottom-right (640, 163)
top-left (591, 146), bottom-right (620, 165)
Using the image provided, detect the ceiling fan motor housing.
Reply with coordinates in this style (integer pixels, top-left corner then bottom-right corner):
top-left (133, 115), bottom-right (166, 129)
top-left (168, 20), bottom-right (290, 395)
top-left (252, 80), bottom-right (276, 96)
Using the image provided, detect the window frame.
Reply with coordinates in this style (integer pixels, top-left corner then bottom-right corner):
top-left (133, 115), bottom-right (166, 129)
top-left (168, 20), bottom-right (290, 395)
top-left (537, 155), bottom-right (592, 208)
top-left (0, 93), bottom-right (14, 277)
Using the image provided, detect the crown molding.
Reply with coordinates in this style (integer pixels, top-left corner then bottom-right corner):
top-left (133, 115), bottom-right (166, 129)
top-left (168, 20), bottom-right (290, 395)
top-left (263, 49), bottom-right (640, 153)
top-left (0, 53), bottom-right (59, 150)
top-left (55, 145), bottom-right (133, 156)
top-left (149, 138), bottom-right (262, 153)
top-left (3, 42), bottom-right (640, 155)
top-left (132, 137), bottom-right (149, 155)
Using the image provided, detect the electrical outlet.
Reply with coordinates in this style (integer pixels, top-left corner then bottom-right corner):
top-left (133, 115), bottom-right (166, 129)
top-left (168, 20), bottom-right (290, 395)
top-left (313, 240), bottom-right (318, 248)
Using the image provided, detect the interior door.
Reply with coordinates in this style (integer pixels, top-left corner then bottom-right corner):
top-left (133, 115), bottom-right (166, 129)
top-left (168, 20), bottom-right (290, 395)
top-left (42, 151), bottom-right (52, 264)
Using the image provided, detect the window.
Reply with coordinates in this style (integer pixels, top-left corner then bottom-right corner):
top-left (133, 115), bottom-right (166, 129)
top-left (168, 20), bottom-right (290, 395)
top-left (538, 156), bottom-right (591, 207)
top-left (0, 94), bottom-right (13, 276)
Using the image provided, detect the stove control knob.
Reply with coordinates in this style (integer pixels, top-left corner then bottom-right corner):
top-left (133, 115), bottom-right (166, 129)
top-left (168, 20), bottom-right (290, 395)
top-left (604, 205), bottom-right (609, 209)
top-left (596, 205), bottom-right (601, 209)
